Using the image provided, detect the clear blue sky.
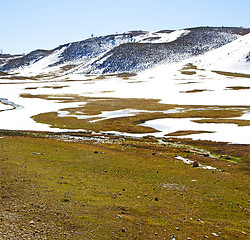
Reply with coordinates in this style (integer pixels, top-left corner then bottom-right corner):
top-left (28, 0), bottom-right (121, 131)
top-left (1, 0), bottom-right (250, 54)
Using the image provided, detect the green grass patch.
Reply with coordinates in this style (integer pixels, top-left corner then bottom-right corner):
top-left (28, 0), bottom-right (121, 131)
top-left (0, 135), bottom-right (249, 239)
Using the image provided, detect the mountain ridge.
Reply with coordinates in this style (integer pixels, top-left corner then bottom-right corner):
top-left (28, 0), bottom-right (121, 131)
top-left (1, 26), bottom-right (250, 75)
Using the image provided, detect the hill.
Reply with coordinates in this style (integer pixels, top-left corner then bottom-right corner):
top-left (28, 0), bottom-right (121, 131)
top-left (1, 27), bottom-right (250, 76)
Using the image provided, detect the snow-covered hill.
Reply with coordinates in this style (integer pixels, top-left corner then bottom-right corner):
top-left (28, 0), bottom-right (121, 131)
top-left (195, 32), bottom-right (250, 74)
top-left (1, 27), bottom-right (249, 76)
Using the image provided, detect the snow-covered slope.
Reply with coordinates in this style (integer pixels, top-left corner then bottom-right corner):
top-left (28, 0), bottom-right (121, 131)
top-left (1, 27), bottom-right (250, 76)
top-left (195, 32), bottom-right (250, 74)
top-left (74, 27), bottom-right (246, 74)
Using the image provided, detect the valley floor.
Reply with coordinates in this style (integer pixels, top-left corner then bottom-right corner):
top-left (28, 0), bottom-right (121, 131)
top-left (0, 65), bottom-right (249, 239)
top-left (0, 131), bottom-right (249, 239)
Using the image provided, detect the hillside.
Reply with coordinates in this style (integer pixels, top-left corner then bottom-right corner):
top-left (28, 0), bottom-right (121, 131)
top-left (1, 27), bottom-right (250, 76)
top-left (195, 31), bottom-right (250, 74)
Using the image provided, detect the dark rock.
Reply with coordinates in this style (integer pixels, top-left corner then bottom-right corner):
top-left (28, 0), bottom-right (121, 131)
top-left (121, 227), bottom-right (125, 232)
top-left (193, 161), bottom-right (199, 167)
top-left (155, 197), bottom-right (158, 201)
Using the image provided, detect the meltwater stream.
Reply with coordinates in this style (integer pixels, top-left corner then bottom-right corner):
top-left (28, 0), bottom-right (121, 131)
top-left (0, 98), bottom-right (23, 112)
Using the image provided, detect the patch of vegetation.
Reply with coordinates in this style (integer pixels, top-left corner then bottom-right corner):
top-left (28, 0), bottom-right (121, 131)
top-left (0, 134), bottom-right (249, 239)
top-left (60, 64), bottom-right (77, 72)
top-left (25, 87), bottom-right (38, 90)
top-left (180, 89), bottom-right (213, 93)
top-left (212, 70), bottom-right (250, 78)
top-left (181, 63), bottom-right (198, 70)
top-left (225, 86), bottom-right (250, 90)
top-left (180, 70), bottom-right (196, 75)
top-left (193, 118), bottom-right (250, 126)
top-left (20, 94), bottom-right (250, 133)
top-left (32, 111), bottom-right (168, 133)
top-left (42, 85), bottom-right (69, 89)
top-left (177, 81), bottom-right (200, 85)
top-left (0, 71), bottom-right (9, 76)
top-left (165, 130), bottom-right (214, 136)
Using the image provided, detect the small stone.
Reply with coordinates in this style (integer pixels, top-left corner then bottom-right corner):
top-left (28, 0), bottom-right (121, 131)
top-left (203, 236), bottom-right (208, 238)
top-left (175, 227), bottom-right (180, 231)
top-left (114, 214), bottom-right (122, 218)
top-left (94, 151), bottom-right (98, 154)
top-left (152, 153), bottom-right (156, 155)
top-left (29, 220), bottom-right (35, 225)
top-left (104, 170), bottom-right (107, 172)
top-left (122, 227), bottom-right (125, 232)
top-left (122, 188), bottom-right (125, 191)
top-left (155, 197), bottom-right (158, 201)
top-left (242, 231), bottom-right (246, 235)
top-left (211, 233), bottom-right (219, 237)
top-left (187, 238), bottom-right (192, 240)
top-left (193, 161), bottom-right (199, 167)
top-left (156, 170), bottom-right (159, 173)
top-left (198, 219), bottom-right (205, 223)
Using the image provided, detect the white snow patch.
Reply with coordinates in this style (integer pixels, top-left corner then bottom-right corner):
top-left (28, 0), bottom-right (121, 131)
top-left (175, 156), bottom-right (216, 170)
top-left (135, 30), bottom-right (190, 44)
top-left (141, 118), bottom-right (250, 144)
top-left (57, 108), bottom-right (155, 122)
